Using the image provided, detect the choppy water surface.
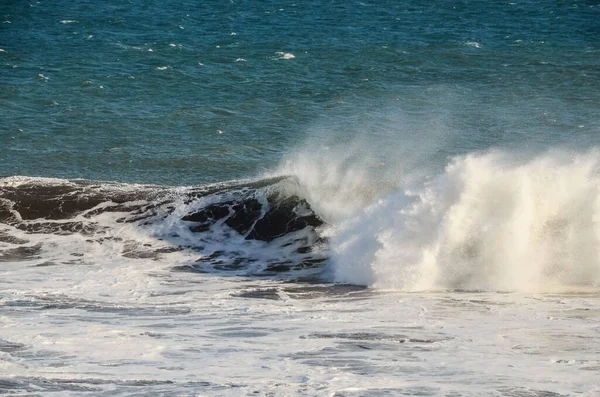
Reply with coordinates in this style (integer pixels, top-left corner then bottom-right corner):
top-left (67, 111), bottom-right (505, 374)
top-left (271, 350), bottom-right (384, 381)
top-left (2, 0), bottom-right (599, 184)
top-left (1, 0), bottom-right (600, 395)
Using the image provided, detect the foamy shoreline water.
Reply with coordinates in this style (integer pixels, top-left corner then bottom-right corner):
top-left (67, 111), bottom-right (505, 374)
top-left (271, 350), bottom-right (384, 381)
top-left (1, 171), bottom-right (600, 395)
top-left (2, 270), bottom-right (599, 395)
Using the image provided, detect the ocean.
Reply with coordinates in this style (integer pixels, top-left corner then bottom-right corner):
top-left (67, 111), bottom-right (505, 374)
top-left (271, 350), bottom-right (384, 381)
top-left (1, 0), bottom-right (600, 395)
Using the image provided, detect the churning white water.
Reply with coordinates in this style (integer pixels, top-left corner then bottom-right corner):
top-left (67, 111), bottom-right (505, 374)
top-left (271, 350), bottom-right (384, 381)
top-left (2, 152), bottom-right (600, 396)
top-left (285, 149), bottom-right (600, 292)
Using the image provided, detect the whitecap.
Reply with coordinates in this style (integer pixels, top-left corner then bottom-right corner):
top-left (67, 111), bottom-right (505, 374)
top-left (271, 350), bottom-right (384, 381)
top-left (465, 41), bottom-right (481, 48)
top-left (235, 58), bottom-right (246, 62)
top-left (326, 150), bottom-right (600, 292)
top-left (59, 20), bottom-right (78, 24)
top-left (273, 52), bottom-right (295, 60)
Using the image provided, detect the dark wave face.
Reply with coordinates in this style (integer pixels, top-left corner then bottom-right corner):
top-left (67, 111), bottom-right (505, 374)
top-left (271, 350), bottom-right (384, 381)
top-left (0, 176), bottom-right (327, 277)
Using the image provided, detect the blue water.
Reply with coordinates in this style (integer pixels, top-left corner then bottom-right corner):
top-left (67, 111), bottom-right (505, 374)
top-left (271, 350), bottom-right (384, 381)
top-left (1, 0), bottom-right (599, 185)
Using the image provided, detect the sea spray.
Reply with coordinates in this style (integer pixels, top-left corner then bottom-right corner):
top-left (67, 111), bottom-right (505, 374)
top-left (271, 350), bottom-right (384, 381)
top-left (322, 150), bottom-right (600, 291)
top-left (276, 104), bottom-right (455, 223)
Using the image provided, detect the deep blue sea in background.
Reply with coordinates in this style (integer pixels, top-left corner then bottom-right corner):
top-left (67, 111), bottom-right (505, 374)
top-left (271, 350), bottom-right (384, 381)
top-left (2, 0), bottom-right (599, 185)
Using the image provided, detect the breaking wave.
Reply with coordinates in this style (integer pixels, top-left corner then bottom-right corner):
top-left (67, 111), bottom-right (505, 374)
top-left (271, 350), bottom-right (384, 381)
top-left (0, 176), bottom-right (327, 278)
top-left (322, 150), bottom-right (600, 292)
top-left (2, 149), bottom-right (600, 292)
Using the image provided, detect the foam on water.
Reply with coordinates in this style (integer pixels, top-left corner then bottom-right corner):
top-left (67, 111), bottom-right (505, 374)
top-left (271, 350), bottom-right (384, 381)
top-left (279, 147), bottom-right (600, 292)
top-left (0, 175), bottom-right (326, 278)
top-left (2, 165), bottom-right (600, 395)
top-left (7, 147), bottom-right (600, 293)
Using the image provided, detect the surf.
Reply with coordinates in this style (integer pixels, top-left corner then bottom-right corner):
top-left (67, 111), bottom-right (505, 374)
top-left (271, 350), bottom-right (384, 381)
top-left (0, 176), bottom-right (327, 278)
top-left (307, 149), bottom-right (600, 292)
top-left (3, 148), bottom-right (600, 292)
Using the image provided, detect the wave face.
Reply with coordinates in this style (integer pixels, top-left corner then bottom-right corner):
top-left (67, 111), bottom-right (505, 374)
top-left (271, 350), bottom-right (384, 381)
top-left (0, 176), bottom-right (326, 278)
top-left (324, 150), bottom-right (600, 292)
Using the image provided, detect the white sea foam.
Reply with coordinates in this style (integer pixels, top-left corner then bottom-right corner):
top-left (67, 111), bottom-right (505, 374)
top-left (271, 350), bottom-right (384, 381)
top-left (1, 203), bottom-right (599, 395)
top-left (280, 52), bottom-right (296, 59)
top-left (271, 103), bottom-right (600, 293)
top-left (304, 150), bottom-right (600, 292)
top-left (465, 41), bottom-right (481, 48)
top-left (1, 172), bottom-right (599, 395)
top-left (273, 51), bottom-right (295, 60)
top-left (0, 176), bottom-right (324, 279)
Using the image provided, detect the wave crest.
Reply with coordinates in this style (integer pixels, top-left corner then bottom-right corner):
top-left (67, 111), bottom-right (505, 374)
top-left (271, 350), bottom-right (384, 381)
top-left (0, 176), bottom-right (326, 277)
top-left (327, 150), bottom-right (600, 292)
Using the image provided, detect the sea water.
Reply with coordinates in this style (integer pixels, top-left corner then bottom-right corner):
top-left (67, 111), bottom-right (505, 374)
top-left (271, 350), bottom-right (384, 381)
top-left (1, 1), bottom-right (600, 395)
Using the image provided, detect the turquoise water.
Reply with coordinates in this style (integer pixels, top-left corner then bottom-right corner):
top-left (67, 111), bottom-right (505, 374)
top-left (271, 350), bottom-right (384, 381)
top-left (2, 0), bottom-right (599, 185)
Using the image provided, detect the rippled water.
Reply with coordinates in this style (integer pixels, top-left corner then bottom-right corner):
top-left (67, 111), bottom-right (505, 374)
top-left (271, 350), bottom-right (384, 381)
top-left (2, 0), bottom-right (599, 183)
